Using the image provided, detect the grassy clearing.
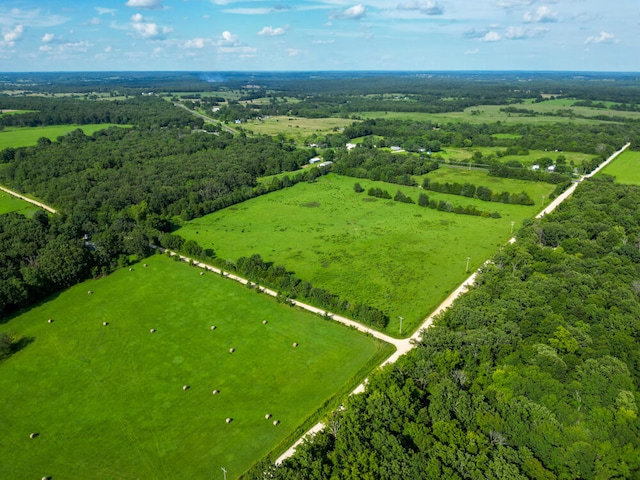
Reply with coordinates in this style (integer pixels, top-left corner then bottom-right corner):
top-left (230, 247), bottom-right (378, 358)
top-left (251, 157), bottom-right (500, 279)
top-left (0, 254), bottom-right (387, 479)
top-left (356, 103), bottom-right (631, 125)
top-left (597, 150), bottom-right (640, 185)
top-left (0, 124), bottom-right (129, 150)
top-left (242, 116), bottom-right (355, 145)
top-left (419, 166), bottom-right (556, 201)
top-left (177, 174), bottom-right (554, 335)
top-left (433, 146), bottom-right (593, 168)
top-left (0, 191), bottom-right (40, 216)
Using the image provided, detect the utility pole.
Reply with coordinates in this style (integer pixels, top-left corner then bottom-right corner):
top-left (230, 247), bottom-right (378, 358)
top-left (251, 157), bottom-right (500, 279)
top-left (466, 256), bottom-right (471, 273)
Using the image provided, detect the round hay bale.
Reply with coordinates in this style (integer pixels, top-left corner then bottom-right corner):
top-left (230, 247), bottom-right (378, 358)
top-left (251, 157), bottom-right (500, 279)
top-left (47, 319), bottom-right (53, 324)
top-left (183, 385), bottom-right (190, 391)
top-left (293, 342), bottom-right (298, 348)
top-left (42, 477), bottom-right (51, 480)
top-left (129, 268), bottom-right (133, 272)
top-left (273, 420), bottom-right (279, 426)
top-left (265, 414), bottom-right (271, 420)
top-left (262, 320), bottom-right (267, 325)
top-left (226, 417), bottom-right (232, 424)
top-left (30, 432), bottom-right (39, 439)
top-left (212, 389), bottom-right (219, 395)
top-left (103, 322), bottom-right (109, 326)
top-left (210, 325), bottom-right (216, 330)
top-left (200, 271), bottom-right (204, 276)
top-left (144, 263), bottom-right (148, 267)
top-left (88, 290), bottom-right (93, 295)
top-left (229, 348), bottom-right (235, 353)
top-left (150, 328), bottom-right (156, 333)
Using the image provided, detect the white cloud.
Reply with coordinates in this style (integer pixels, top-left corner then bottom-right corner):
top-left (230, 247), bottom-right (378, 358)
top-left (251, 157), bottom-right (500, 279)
top-left (105, 45), bottom-right (112, 52)
top-left (182, 38), bottom-right (209, 48)
top-left (465, 48), bottom-right (479, 55)
top-left (330, 4), bottom-right (366, 20)
top-left (89, 18), bottom-right (101, 25)
top-left (257, 25), bottom-right (288, 36)
top-left (312, 39), bottom-right (335, 45)
top-left (523, 6), bottom-right (558, 23)
top-left (130, 13), bottom-right (171, 39)
top-left (397, 1), bottom-right (444, 15)
top-left (2, 25), bottom-right (23, 47)
top-left (39, 40), bottom-right (92, 55)
top-left (41, 33), bottom-right (55, 43)
top-left (222, 30), bottom-right (237, 43)
top-left (482, 31), bottom-right (502, 42)
top-left (497, 0), bottom-right (535, 7)
top-left (505, 25), bottom-right (549, 39)
top-left (287, 48), bottom-right (300, 56)
top-left (96, 7), bottom-right (116, 16)
top-left (125, 0), bottom-right (164, 9)
top-left (585, 31), bottom-right (615, 45)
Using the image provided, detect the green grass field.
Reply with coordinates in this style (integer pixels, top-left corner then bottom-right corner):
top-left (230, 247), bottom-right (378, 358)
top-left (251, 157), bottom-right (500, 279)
top-left (0, 191), bottom-right (41, 216)
top-left (177, 174), bottom-right (554, 335)
top-left (242, 116), bottom-right (354, 145)
top-left (433, 146), bottom-right (592, 169)
top-left (357, 101), bottom-right (639, 125)
top-left (0, 124), bottom-right (128, 150)
top-left (0, 254), bottom-right (388, 479)
top-left (597, 150), bottom-right (640, 185)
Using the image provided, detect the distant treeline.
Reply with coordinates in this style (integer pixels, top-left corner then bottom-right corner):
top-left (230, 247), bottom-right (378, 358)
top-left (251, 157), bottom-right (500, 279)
top-left (0, 95), bottom-right (202, 129)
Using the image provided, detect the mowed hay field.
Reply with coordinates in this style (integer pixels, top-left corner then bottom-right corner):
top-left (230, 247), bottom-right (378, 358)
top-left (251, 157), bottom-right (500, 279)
top-left (0, 124), bottom-right (127, 150)
top-left (597, 150), bottom-right (640, 185)
top-left (0, 191), bottom-right (40, 216)
top-left (0, 254), bottom-right (388, 479)
top-left (178, 174), bottom-right (553, 335)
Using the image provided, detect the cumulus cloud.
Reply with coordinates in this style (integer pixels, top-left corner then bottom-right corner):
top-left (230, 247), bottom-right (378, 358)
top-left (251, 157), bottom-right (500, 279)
top-left (182, 38), bottom-right (208, 49)
top-left (523, 6), bottom-right (558, 23)
top-left (585, 31), bottom-right (615, 44)
top-left (41, 33), bottom-right (55, 43)
top-left (221, 30), bottom-right (237, 43)
top-left (2, 25), bottom-right (23, 47)
top-left (257, 25), bottom-right (288, 36)
top-left (125, 0), bottom-right (164, 9)
top-left (505, 25), bottom-right (549, 39)
top-left (465, 48), bottom-right (479, 55)
top-left (397, 1), bottom-right (444, 15)
top-left (482, 31), bottom-right (502, 42)
top-left (131, 14), bottom-right (172, 39)
top-left (330, 4), bottom-right (366, 20)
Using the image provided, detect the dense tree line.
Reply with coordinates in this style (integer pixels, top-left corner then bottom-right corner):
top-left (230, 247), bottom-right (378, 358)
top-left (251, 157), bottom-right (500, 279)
top-left (0, 95), bottom-right (203, 129)
top-left (253, 178), bottom-right (640, 479)
top-left (0, 124), bottom-right (324, 318)
top-left (422, 178), bottom-right (535, 205)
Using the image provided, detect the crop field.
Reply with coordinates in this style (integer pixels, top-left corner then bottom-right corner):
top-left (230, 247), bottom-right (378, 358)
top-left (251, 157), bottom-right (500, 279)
top-left (0, 254), bottom-right (388, 479)
top-left (242, 115), bottom-right (355, 145)
top-left (597, 149), bottom-right (640, 185)
top-left (0, 124), bottom-right (127, 150)
top-left (178, 174), bottom-right (554, 335)
top-left (0, 191), bottom-right (40, 216)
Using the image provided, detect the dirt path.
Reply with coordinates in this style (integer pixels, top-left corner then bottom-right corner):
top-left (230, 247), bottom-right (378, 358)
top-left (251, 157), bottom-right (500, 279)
top-left (273, 142), bottom-right (632, 464)
top-left (0, 185), bottom-right (57, 214)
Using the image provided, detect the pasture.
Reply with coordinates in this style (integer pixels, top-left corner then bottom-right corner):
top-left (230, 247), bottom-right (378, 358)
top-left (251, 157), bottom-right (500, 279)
top-left (0, 124), bottom-right (127, 150)
top-left (0, 191), bottom-right (40, 216)
top-left (178, 174), bottom-right (554, 335)
top-left (0, 254), bottom-right (388, 479)
top-left (356, 100), bottom-right (639, 125)
top-left (597, 149), bottom-right (640, 185)
top-left (242, 115), bottom-right (354, 145)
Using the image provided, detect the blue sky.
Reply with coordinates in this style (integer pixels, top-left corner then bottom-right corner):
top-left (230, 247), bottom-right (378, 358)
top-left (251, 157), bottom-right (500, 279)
top-left (0, 0), bottom-right (636, 72)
